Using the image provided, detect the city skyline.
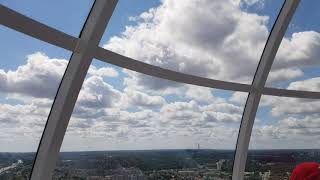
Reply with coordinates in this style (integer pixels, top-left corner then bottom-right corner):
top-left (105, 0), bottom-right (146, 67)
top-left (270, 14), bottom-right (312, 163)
top-left (0, 0), bottom-right (319, 153)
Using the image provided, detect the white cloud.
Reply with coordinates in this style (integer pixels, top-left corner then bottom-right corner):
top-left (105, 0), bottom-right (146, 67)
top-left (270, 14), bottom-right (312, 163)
top-left (2, 0), bottom-right (320, 151)
top-left (0, 52), bottom-right (67, 99)
top-left (271, 99), bottom-right (320, 117)
top-left (267, 68), bottom-right (303, 85)
top-left (202, 111), bottom-right (242, 123)
top-left (160, 100), bottom-right (201, 122)
top-left (104, 0), bottom-right (320, 92)
top-left (241, 0), bottom-right (264, 6)
top-left (88, 66), bottom-right (118, 77)
top-left (248, 94), bottom-right (320, 149)
top-left (77, 76), bottom-right (122, 109)
top-left (203, 102), bottom-right (244, 114)
top-left (229, 92), bottom-right (248, 105)
top-left (160, 100), bottom-right (243, 125)
top-left (259, 96), bottom-right (320, 117)
top-left (185, 85), bottom-right (217, 103)
top-left (281, 116), bottom-right (320, 130)
top-left (0, 49), bottom-right (249, 151)
top-left (104, 0), bottom-right (270, 89)
top-left (121, 88), bottom-right (166, 108)
top-left (266, 31), bottom-right (320, 87)
top-left (273, 31), bottom-right (320, 70)
top-left (0, 52), bottom-right (119, 102)
top-left (250, 113), bottom-right (320, 149)
top-left (287, 77), bottom-right (320, 91)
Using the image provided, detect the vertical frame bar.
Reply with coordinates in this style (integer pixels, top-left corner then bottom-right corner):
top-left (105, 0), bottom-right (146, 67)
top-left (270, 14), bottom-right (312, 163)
top-left (30, 1), bottom-right (118, 179)
top-left (232, 0), bottom-right (300, 179)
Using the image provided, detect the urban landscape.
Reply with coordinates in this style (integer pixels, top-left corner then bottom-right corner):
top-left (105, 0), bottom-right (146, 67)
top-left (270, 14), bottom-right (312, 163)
top-left (1, 149), bottom-right (320, 179)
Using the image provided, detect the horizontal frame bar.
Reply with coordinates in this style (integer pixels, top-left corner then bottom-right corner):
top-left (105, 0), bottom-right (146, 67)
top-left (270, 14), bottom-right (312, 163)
top-left (263, 87), bottom-right (320, 99)
top-left (0, 4), bottom-right (77, 51)
top-left (94, 48), bottom-right (251, 92)
top-left (1, 5), bottom-right (319, 100)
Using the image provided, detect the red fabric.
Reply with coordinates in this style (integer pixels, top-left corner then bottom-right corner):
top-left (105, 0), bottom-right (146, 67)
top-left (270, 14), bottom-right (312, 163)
top-left (290, 162), bottom-right (320, 180)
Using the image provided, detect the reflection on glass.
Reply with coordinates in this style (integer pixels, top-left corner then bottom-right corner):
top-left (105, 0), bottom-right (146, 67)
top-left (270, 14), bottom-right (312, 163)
top-left (55, 59), bottom-right (247, 179)
top-left (245, 95), bottom-right (320, 179)
top-left (0, 27), bottom-right (70, 179)
top-left (267, 0), bottom-right (320, 91)
top-left (101, 0), bottom-right (283, 83)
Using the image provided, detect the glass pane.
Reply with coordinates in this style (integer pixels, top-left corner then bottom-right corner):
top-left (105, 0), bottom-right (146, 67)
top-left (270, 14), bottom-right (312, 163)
top-left (100, 0), bottom-right (283, 84)
top-left (245, 95), bottom-right (320, 179)
top-left (0, 26), bottom-right (70, 178)
top-left (56, 59), bottom-right (248, 179)
top-left (1, 0), bottom-right (94, 36)
top-left (266, 1), bottom-right (320, 91)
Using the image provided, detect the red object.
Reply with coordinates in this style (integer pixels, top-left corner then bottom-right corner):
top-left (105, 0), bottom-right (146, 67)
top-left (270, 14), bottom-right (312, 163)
top-left (290, 162), bottom-right (320, 180)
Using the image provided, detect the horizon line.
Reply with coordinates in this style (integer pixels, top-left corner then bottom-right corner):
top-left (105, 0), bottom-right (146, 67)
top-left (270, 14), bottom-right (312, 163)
top-left (1, 148), bottom-right (320, 153)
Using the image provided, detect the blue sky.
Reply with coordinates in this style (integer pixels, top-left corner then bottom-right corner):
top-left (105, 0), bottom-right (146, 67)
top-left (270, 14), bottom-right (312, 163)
top-left (0, 0), bottom-right (319, 152)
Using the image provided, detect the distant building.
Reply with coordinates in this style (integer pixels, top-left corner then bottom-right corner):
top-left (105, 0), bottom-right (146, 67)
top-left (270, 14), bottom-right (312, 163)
top-left (216, 159), bottom-right (225, 171)
top-left (259, 170), bottom-right (271, 180)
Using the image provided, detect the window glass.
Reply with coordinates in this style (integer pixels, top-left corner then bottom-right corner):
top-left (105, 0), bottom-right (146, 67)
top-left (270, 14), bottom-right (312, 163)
top-left (100, 0), bottom-right (284, 84)
top-left (245, 95), bottom-right (320, 179)
top-left (56, 59), bottom-right (248, 179)
top-left (266, 1), bottom-right (320, 91)
top-left (0, 26), bottom-right (71, 179)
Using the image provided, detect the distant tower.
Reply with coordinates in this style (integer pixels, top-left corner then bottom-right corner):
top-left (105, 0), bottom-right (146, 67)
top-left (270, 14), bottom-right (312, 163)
top-left (197, 143), bottom-right (200, 150)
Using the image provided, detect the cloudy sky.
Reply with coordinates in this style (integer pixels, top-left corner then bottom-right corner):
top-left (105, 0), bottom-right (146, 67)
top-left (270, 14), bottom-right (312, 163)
top-left (0, 0), bottom-right (319, 152)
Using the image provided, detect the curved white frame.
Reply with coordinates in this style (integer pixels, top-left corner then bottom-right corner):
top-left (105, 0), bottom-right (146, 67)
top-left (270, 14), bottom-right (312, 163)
top-left (1, 0), bottom-right (319, 179)
top-left (232, 0), bottom-right (300, 179)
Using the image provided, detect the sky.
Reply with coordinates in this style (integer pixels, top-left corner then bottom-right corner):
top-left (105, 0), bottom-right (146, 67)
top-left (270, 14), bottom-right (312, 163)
top-left (0, 0), bottom-right (319, 153)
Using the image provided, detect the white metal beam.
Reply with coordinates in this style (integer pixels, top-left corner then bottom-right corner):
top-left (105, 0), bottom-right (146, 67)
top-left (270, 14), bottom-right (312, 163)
top-left (94, 47), bottom-right (320, 98)
top-left (232, 0), bottom-right (300, 179)
top-left (94, 48), bottom-right (251, 92)
top-left (29, 1), bottom-right (118, 180)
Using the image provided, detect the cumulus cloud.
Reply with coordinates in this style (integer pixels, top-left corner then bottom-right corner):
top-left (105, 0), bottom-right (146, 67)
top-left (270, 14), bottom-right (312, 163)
top-left (185, 85), bottom-right (217, 103)
top-left (88, 66), bottom-right (118, 77)
top-left (104, 0), bottom-right (271, 89)
top-left (121, 88), bottom-right (166, 108)
top-left (250, 113), bottom-right (320, 149)
top-left (259, 95), bottom-right (320, 117)
top-left (0, 52), bottom-right (119, 101)
top-left (0, 52), bottom-right (67, 99)
top-left (160, 100), bottom-right (243, 125)
top-left (273, 31), bottom-right (320, 70)
top-left (0, 100), bottom-right (51, 151)
top-left (267, 31), bottom-right (320, 87)
top-left (77, 76), bottom-right (122, 109)
top-left (63, 95), bottom-right (245, 150)
top-left (103, 0), bottom-right (320, 92)
top-left (248, 94), bottom-right (320, 149)
top-left (0, 50), bottom-right (249, 151)
top-left (271, 99), bottom-right (320, 117)
top-left (287, 77), bottom-right (320, 91)
top-left (281, 116), bottom-right (320, 130)
top-left (202, 111), bottom-right (242, 123)
top-left (229, 92), bottom-right (248, 105)
top-left (267, 68), bottom-right (304, 85)
top-left (2, 0), bottom-right (320, 150)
